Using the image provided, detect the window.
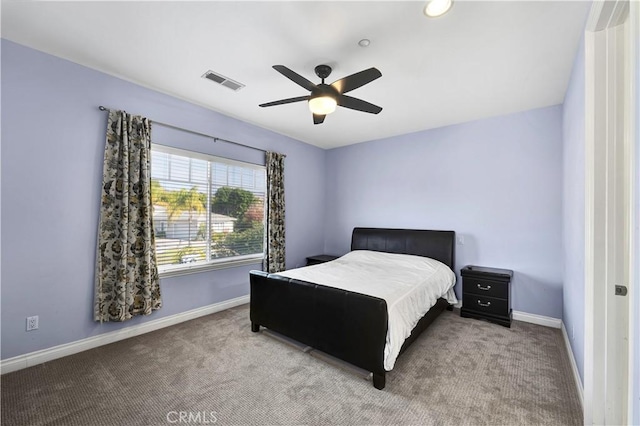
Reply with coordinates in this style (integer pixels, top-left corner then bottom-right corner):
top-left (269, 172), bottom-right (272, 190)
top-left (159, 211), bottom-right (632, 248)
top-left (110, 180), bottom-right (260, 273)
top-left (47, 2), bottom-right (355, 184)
top-left (151, 145), bottom-right (266, 275)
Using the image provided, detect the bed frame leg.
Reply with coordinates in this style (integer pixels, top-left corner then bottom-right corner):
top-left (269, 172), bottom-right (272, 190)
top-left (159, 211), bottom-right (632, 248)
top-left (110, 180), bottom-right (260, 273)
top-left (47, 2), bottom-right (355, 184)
top-left (251, 322), bottom-right (260, 332)
top-left (446, 304), bottom-right (454, 311)
top-left (373, 372), bottom-right (386, 390)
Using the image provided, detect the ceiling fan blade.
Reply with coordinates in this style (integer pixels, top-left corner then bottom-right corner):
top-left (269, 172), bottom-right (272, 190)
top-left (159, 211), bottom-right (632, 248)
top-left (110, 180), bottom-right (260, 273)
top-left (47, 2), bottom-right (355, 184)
top-left (259, 96), bottom-right (309, 108)
top-left (313, 114), bottom-right (326, 125)
top-left (331, 68), bottom-right (382, 94)
top-left (337, 94), bottom-right (382, 114)
top-left (273, 65), bottom-right (317, 92)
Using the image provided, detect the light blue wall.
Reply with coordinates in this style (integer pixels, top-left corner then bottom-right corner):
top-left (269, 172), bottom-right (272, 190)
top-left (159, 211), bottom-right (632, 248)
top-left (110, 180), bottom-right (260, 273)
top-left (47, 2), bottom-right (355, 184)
top-left (0, 40), bottom-right (326, 360)
top-left (323, 106), bottom-right (564, 318)
top-left (561, 33), bottom-right (586, 384)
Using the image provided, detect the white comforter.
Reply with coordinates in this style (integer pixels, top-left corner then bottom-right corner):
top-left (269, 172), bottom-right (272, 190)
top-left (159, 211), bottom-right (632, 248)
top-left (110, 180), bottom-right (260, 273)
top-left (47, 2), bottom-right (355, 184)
top-left (275, 250), bottom-right (457, 370)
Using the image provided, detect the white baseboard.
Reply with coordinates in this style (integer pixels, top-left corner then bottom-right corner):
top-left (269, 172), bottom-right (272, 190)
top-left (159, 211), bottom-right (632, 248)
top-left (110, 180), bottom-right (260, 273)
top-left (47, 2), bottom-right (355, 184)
top-left (1, 295), bottom-right (250, 375)
top-left (512, 310), bottom-right (562, 329)
top-left (454, 301), bottom-right (562, 329)
top-left (561, 321), bottom-right (584, 408)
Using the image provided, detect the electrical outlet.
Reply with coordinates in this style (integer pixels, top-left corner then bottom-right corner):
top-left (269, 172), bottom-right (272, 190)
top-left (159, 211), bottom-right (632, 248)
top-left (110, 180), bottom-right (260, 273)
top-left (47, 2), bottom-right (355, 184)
top-left (26, 316), bottom-right (39, 331)
top-left (571, 325), bottom-right (575, 341)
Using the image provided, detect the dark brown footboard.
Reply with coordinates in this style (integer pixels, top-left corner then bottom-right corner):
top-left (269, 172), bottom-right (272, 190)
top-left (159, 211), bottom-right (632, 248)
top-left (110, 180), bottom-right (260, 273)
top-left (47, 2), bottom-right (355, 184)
top-left (250, 270), bottom-right (389, 388)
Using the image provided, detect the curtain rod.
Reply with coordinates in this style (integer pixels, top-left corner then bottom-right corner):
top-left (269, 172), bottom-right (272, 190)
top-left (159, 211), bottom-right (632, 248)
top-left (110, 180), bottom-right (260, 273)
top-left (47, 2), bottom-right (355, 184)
top-left (98, 106), bottom-right (284, 157)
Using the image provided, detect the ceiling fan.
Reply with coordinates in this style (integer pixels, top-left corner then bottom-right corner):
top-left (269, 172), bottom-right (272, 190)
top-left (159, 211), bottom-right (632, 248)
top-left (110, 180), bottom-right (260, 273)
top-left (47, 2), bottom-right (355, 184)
top-left (259, 64), bottom-right (382, 124)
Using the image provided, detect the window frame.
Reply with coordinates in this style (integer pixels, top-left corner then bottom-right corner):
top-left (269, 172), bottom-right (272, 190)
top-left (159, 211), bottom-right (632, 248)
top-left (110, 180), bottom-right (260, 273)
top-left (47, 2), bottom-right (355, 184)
top-left (151, 144), bottom-right (266, 278)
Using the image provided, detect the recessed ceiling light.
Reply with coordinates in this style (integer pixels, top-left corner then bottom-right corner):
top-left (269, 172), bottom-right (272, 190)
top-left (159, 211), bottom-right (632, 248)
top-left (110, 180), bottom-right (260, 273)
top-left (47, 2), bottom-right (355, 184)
top-left (424, 0), bottom-right (453, 17)
top-left (358, 39), bottom-right (371, 48)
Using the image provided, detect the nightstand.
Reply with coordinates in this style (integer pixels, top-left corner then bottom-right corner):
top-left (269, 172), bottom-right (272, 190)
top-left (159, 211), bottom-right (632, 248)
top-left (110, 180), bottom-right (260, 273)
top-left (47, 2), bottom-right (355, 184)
top-left (306, 254), bottom-right (339, 266)
top-left (460, 265), bottom-right (513, 328)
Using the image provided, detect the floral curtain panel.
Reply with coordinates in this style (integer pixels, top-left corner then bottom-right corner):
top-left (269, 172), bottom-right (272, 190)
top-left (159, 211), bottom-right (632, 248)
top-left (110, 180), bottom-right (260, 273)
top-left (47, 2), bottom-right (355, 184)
top-left (265, 151), bottom-right (286, 273)
top-left (94, 110), bottom-right (162, 322)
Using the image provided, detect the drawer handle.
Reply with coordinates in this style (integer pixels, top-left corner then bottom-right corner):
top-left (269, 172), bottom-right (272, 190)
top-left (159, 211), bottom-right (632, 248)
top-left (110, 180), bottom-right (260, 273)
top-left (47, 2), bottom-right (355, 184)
top-left (477, 284), bottom-right (492, 291)
top-left (477, 300), bottom-right (491, 307)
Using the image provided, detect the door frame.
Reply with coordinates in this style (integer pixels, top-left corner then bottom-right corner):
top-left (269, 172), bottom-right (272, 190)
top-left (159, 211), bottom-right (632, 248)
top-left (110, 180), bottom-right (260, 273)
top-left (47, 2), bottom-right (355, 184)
top-left (584, 0), bottom-right (637, 424)
top-left (629, 2), bottom-right (639, 424)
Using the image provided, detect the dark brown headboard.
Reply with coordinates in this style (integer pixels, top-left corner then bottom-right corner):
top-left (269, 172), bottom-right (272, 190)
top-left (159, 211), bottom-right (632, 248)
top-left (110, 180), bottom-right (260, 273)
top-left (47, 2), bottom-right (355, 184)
top-left (351, 228), bottom-right (455, 270)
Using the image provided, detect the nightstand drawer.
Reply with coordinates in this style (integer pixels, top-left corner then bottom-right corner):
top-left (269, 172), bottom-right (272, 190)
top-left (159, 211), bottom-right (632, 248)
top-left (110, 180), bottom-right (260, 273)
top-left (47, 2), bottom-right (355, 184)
top-left (462, 294), bottom-right (509, 317)
top-left (463, 277), bottom-right (509, 299)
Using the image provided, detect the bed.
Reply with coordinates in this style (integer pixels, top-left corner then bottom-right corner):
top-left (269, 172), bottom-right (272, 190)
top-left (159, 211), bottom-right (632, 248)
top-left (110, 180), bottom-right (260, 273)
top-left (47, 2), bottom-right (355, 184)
top-left (249, 227), bottom-right (456, 390)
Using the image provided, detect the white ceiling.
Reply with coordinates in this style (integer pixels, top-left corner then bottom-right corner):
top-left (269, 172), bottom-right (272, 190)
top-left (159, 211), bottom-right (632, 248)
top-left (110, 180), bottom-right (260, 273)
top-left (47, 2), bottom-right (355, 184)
top-left (1, 1), bottom-right (590, 149)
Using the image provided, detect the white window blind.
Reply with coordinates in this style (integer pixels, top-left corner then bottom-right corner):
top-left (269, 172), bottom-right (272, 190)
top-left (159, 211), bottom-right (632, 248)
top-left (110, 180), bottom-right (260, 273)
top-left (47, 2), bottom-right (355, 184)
top-left (151, 144), bottom-right (266, 275)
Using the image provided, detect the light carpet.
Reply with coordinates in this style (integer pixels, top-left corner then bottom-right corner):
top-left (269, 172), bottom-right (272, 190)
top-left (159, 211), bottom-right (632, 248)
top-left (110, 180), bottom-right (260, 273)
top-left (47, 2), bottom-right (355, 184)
top-left (1, 305), bottom-right (582, 425)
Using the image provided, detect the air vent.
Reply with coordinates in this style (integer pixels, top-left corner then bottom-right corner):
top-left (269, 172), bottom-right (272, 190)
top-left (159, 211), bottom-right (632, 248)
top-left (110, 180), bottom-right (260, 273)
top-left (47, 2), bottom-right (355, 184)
top-left (202, 70), bottom-right (244, 91)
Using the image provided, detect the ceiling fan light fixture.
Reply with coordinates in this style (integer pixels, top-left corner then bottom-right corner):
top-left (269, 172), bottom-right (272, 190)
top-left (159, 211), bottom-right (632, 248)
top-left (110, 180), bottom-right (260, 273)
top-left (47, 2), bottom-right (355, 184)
top-left (308, 95), bottom-right (337, 115)
top-left (259, 64), bottom-right (382, 124)
top-left (424, 0), bottom-right (453, 17)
